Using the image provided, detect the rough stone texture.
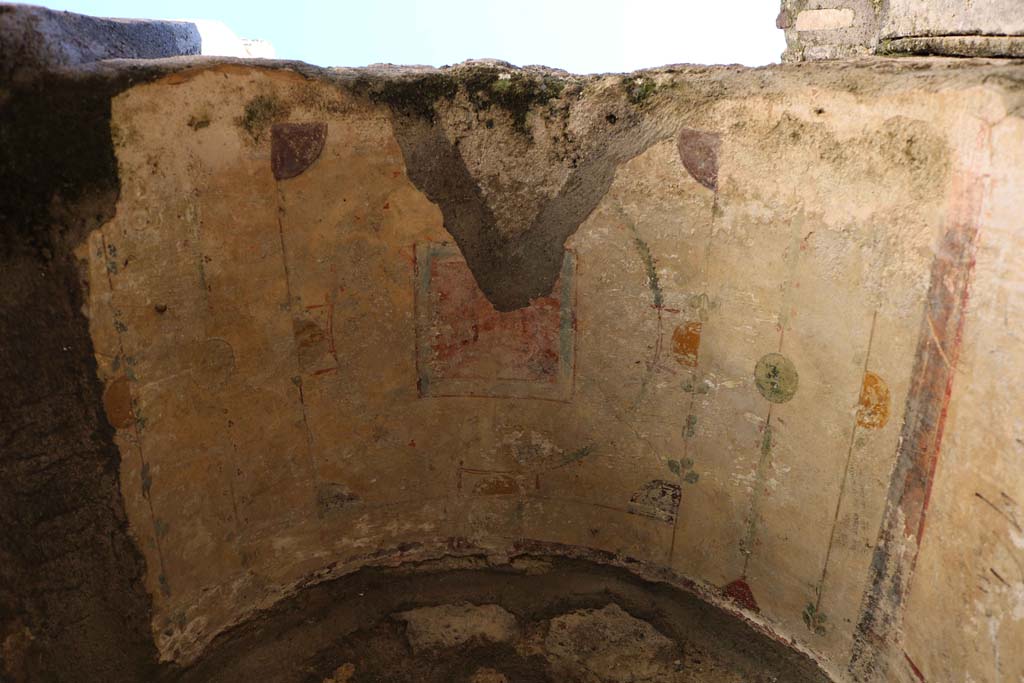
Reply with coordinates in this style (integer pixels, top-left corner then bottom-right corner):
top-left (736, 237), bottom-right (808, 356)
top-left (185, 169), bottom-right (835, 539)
top-left (394, 603), bottom-right (519, 652)
top-left (172, 556), bottom-right (829, 683)
top-left (0, 4), bottom-right (276, 84)
top-left (0, 4), bottom-right (200, 81)
top-left (779, 0), bottom-right (881, 61)
top-left (879, 35), bottom-right (1024, 59)
top-left (543, 604), bottom-right (681, 682)
top-left (882, 0), bottom-right (1024, 40)
top-left (0, 255), bottom-right (161, 682)
top-left (781, 0), bottom-right (1024, 60)
top-left (0, 61), bottom-right (163, 682)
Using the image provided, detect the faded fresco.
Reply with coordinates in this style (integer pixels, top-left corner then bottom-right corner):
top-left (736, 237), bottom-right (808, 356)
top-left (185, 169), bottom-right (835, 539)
top-left (75, 62), bottom-right (1023, 682)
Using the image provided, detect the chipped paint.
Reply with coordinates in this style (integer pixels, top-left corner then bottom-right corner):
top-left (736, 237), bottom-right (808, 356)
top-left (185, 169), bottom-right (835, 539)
top-left (415, 243), bottom-right (576, 401)
top-left (628, 481), bottom-right (682, 524)
top-left (855, 371), bottom-right (890, 429)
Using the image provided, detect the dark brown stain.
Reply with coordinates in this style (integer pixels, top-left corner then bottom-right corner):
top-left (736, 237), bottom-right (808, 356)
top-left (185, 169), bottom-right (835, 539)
top-left (722, 578), bottom-right (760, 613)
top-left (102, 375), bottom-right (134, 429)
top-left (855, 371), bottom-right (890, 429)
top-left (672, 321), bottom-right (702, 367)
top-left (677, 128), bottom-right (721, 191)
top-left (317, 483), bottom-right (359, 515)
top-left (271, 122), bottom-right (327, 180)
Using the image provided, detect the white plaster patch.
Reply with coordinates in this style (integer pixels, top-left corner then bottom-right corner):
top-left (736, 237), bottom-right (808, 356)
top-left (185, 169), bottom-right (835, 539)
top-left (796, 9), bottom-right (856, 31)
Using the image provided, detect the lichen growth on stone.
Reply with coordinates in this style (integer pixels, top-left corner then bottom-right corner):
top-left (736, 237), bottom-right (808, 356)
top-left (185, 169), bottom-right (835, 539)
top-left (347, 66), bottom-right (567, 136)
top-left (623, 76), bottom-right (657, 105)
top-left (352, 73), bottom-right (459, 121)
top-left (462, 67), bottom-right (566, 135)
top-left (238, 94), bottom-right (289, 142)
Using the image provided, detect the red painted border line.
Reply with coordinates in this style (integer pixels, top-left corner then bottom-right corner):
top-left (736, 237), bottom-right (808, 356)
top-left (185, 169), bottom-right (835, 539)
top-left (848, 132), bottom-right (989, 679)
top-left (905, 651), bottom-right (927, 682)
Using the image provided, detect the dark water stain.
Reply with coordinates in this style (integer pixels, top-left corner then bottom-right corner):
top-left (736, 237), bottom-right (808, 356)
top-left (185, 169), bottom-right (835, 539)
top-left (141, 461), bottom-right (152, 498)
top-left (154, 518), bottom-right (170, 538)
top-left (317, 483), bottom-right (360, 515)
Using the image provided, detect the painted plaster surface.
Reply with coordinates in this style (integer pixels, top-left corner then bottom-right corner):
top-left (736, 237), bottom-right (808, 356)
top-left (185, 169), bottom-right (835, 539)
top-left (76, 60), bottom-right (1024, 682)
top-left (895, 97), bottom-right (1024, 683)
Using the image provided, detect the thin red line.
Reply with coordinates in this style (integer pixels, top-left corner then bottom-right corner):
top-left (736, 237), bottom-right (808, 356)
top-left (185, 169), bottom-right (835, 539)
top-left (904, 652), bottom-right (926, 682)
top-left (915, 232), bottom-right (978, 546)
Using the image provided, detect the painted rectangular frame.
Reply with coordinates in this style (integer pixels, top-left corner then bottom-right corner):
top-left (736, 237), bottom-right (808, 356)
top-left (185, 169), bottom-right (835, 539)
top-left (414, 241), bottom-right (576, 401)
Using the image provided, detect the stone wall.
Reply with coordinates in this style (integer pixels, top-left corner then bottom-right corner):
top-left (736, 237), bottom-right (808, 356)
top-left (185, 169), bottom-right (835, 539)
top-left (65, 57), bottom-right (1024, 682)
top-left (780, 0), bottom-right (1024, 59)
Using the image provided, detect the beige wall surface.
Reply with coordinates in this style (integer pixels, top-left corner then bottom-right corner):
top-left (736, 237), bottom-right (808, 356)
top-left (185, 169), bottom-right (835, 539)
top-left (77, 60), bottom-right (1024, 681)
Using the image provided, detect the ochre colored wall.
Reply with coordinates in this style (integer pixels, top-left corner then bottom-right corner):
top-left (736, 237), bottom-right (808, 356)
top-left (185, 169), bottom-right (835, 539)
top-left (76, 60), bottom-right (1024, 682)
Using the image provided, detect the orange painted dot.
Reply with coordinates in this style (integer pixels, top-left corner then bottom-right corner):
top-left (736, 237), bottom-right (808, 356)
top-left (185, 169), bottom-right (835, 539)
top-left (102, 376), bottom-right (134, 429)
top-left (856, 371), bottom-right (890, 429)
top-left (672, 321), bottom-right (702, 367)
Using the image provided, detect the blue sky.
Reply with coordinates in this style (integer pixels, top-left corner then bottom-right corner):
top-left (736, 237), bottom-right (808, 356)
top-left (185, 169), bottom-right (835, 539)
top-left (24, 1), bottom-right (786, 72)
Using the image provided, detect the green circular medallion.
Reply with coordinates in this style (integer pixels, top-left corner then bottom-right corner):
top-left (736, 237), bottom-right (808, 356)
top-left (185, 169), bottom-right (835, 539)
top-left (754, 352), bottom-right (798, 403)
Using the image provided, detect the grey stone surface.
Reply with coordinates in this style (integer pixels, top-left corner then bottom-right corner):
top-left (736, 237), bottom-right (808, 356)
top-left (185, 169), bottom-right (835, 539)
top-left (0, 4), bottom-right (275, 82)
top-left (779, 0), bottom-right (881, 62)
top-left (543, 604), bottom-right (683, 683)
top-left (882, 0), bottom-right (1024, 39)
top-left (781, 0), bottom-right (1024, 60)
top-left (0, 3), bottom-right (200, 81)
top-left (393, 602), bottom-right (520, 652)
top-left (880, 35), bottom-right (1024, 58)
